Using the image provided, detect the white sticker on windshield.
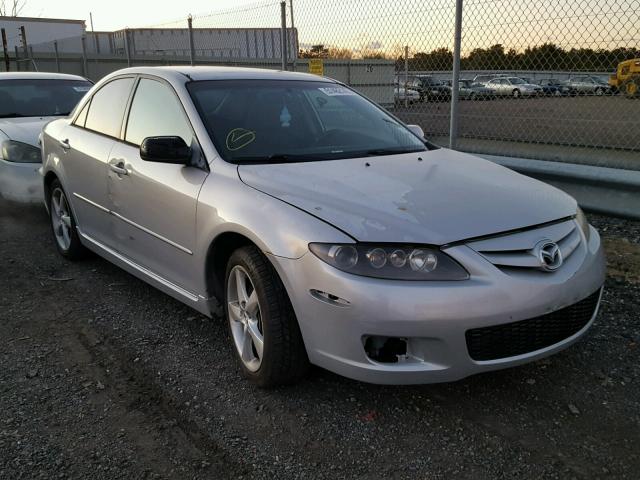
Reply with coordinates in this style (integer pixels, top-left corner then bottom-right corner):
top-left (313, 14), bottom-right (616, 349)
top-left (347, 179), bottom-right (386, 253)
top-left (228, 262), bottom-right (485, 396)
top-left (318, 86), bottom-right (356, 96)
top-left (73, 86), bottom-right (91, 92)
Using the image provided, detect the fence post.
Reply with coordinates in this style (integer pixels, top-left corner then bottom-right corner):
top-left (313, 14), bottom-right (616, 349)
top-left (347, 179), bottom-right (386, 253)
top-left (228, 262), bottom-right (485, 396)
top-left (29, 45), bottom-right (38, 71)
top-left (188, 15), bottom-right (195, 66)
top-left (14, 46), bottom-right (19, 71)
top-left (124, 29), bottom-right (131, 67)
top-left (81, 35), bottom-right (88, 77)
top-left (289, 0), bottom-right (297, 71)
top-left (404, 45), bottom-right (409, 108)
top-left (1, 28), bottom-right (9, 72)
top-left (280, 1), bottom-right (287, 71)
top-left (449, 0), bottom-right (463, 149)
top-left (54, 40), bottom-right (60, 72)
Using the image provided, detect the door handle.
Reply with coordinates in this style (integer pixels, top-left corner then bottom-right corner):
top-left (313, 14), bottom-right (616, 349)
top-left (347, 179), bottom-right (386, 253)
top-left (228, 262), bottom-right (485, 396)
top-left (109, 161), bottom-right (128, 176)
top-left (59, 139), bottom-right (70, 150)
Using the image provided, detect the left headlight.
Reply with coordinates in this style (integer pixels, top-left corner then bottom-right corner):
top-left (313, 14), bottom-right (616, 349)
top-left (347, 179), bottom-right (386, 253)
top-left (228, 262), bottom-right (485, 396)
top-left (575, 207), bottom-right (591, 242)
top-left (1, 140), bottom-right (42, 163)
top-left (309, 243), bottom-right (469, 281)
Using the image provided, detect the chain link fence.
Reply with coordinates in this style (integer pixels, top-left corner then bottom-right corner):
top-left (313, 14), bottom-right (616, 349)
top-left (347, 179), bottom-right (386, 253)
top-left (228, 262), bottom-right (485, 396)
top-left (2, 0), bottom-right (639, 168)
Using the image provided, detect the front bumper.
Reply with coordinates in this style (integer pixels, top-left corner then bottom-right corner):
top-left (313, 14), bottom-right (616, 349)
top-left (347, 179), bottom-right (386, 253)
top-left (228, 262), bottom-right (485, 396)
top-left (270, 225), bottom-right (606, 385)
top-left (0, 159), bottom-right (43, 203)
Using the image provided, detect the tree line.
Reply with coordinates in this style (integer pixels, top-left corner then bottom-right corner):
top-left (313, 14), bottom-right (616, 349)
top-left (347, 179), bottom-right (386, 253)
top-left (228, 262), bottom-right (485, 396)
top-left (299, 43), bottom-right (640, 72)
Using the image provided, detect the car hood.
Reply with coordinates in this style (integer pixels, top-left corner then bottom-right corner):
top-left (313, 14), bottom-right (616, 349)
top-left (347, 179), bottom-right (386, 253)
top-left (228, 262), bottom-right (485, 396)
top-left (0, 116), bottom-right (58, 146)
top-left (237, 149), bottom-right (577, 245)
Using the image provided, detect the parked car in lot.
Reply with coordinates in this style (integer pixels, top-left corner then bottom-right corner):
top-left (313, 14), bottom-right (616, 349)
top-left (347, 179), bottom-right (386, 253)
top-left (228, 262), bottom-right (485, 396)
top-left (394, 84), bottom-right (421, 105)
top-left (486, 77), bottom-right (543, 98)
top-left (456, 79), bottom-right (496, 99)
top-left (400, 75), bottom-right (451, 102)
top-left (472, 73), bottom-right (509, 85)
top-left (564, 76), bottom-right (612, 96)
top-left (537, 78), bottom-right (575, 96)
top-left (42, 66), bottom-right (605, 386)
top-left (0, 72), bottom-right (92, 203)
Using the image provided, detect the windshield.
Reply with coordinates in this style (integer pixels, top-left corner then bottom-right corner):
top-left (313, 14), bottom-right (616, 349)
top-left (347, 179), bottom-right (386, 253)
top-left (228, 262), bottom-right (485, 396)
top-left (188, 80), bottom-right (427, 163)
top-left (0, 79), bottom-right (92, 118)
top-left (508, 78), bottom-right (526, 84)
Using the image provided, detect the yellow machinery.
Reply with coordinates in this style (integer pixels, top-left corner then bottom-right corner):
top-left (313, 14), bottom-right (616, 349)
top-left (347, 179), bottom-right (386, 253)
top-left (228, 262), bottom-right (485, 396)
top-left (609, 58), bottom-right (640, 98)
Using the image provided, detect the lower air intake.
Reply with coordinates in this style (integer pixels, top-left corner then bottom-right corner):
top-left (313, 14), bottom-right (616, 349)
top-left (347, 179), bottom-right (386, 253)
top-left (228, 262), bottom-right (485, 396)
top-left (466, 289), bottom-right (601, 361)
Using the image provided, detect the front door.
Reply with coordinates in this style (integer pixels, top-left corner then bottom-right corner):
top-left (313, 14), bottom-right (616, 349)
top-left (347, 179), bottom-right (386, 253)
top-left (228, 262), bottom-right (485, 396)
top-left (107, 77), bottom-right (208, 295)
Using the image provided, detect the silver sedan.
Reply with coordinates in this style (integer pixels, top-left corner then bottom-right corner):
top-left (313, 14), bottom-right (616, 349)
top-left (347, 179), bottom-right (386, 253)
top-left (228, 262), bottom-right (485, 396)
top-left (41, 67), bottom-right (606, 386)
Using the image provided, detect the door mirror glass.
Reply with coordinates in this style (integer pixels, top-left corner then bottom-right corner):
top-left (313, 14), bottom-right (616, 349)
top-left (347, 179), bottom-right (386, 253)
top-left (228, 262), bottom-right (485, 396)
top-left (140, 136), bottom-right (191, 164)
top-left (407, 124), bottom-right (424, 139)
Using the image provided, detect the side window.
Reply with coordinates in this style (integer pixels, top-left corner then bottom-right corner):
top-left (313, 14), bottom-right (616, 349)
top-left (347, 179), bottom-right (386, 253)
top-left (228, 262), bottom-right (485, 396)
top-left (125, 78), bottom-right (194, 147)
top-left (74, 100), bottom-right (90, 128)
top-left (85, 78), bottom-right (134, 138)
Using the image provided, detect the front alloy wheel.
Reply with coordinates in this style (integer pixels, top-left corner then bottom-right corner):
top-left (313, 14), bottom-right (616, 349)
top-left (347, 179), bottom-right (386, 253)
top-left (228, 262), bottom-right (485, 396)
top-left (224, 246), bottom-right (309, 387)
top-left (227, 265), bottom-right (264, 372)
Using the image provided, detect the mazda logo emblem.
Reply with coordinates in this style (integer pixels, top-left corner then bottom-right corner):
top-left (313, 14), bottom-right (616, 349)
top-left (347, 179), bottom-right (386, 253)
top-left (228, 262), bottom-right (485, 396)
top-left (535, 240), bottom-right (563, 272)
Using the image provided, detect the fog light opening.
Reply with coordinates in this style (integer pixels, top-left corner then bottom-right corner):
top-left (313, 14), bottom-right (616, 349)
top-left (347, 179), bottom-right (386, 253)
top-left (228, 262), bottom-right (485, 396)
top-left (364, 336), bottom-right (408, 363)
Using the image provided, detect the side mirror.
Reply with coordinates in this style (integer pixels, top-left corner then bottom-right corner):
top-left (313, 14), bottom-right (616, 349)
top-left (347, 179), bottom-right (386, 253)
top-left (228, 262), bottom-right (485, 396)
top-left (407, 124), bottom-right (425, 139)
top-left (140, 136), bottom-right (191, 164)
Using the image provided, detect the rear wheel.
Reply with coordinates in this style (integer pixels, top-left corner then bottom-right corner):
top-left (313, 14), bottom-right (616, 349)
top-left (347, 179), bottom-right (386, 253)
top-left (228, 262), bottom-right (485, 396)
top-left (624, 79), bottom-right (639, 99)
top-left (225, 246), bottom-right (309, 387)
top-left (594, 87), bottom-right (604, 96)
top-left (48, 179), bottom-right (87, 259)
top-left (512, 89), bottom-right (521, 99)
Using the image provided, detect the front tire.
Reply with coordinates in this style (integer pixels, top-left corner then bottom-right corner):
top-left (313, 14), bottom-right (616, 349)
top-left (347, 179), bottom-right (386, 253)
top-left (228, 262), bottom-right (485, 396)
top-left (512, 89), bottom-right (521, 98)
top-left (225, 246), bottom-right (309, 387)
top-left (48, 179), bottom-right (87, 260)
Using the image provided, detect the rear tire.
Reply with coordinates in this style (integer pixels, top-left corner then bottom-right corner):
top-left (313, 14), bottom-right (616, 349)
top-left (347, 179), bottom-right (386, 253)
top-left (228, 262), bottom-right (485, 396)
top-left (224, 245), bottom-right (309, 387)
top-left (48, 179), bottom-right (87, 260)
top-left (512, 89), bottom-right (521, 98)
top-left (624, 79), bottom-right (639, 99)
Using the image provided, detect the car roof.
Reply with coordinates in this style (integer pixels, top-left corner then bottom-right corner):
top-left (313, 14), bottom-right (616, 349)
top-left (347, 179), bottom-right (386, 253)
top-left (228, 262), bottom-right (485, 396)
top-left (0, 71), bottom-right (89, 81)
top-left (105, 66), bottom-right (337, 83)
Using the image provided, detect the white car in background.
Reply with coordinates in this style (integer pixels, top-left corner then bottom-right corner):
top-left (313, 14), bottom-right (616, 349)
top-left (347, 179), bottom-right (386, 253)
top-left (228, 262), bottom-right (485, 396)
top-left (394, 85), bottom-right (421, 105)
top-left (486, 77), bottom-right (543, 98)
top-left (0, 72), bottom-right (92, 203)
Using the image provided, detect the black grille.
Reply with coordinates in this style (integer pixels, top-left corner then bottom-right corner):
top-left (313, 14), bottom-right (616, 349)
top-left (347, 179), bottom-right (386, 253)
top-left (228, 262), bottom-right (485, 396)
top-left (466, 289), bottom-right (601, 361)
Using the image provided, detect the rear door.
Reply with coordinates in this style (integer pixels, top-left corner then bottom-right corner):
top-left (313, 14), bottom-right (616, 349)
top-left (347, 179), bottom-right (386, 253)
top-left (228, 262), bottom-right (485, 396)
top-left (107, 76), bottom-right (208, 294)
top-left (61, 76), bottom-right (135, 246)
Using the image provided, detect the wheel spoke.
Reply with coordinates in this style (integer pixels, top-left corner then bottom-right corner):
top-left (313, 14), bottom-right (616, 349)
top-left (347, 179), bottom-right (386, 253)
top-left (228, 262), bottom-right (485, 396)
top-left (240, 328), bottom-right (254, 362)
top-left (52, 195), bottom-right (61, 215)
top-left (245, 290), bottom-right (259, 316)
top-left (235, 269), bottom-right (249, 303)
top-left (246, 320), bottom-right (264, 359)
top-left (228, 301), bottom-right (243, 322)
top-left (60, 214), bottom-right (71, 228)
top-left (62, 224), bottom-right (70, 246)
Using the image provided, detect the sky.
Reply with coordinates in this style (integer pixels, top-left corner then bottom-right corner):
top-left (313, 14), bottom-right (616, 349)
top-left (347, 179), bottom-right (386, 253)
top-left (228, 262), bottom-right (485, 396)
top-left (14, 0), bottom-right (640, 54)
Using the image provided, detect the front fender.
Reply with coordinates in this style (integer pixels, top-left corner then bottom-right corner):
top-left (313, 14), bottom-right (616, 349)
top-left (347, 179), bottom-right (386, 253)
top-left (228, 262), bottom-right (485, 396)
top-left (195, 161), bottom-right (353, 260)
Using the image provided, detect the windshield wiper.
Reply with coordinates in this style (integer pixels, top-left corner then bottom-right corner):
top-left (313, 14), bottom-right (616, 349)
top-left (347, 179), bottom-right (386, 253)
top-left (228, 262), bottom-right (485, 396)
top-left (232, 153), bottom-right (315, 164)
top-left (0, 113), bottom-right (26, 118)
top-left (365, 147), bottom-right (426, 156)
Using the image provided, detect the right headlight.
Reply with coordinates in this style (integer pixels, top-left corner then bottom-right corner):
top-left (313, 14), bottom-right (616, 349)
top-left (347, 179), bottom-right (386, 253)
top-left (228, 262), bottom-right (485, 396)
top-left (576, 207), bottom-right (591, 242)
top-left (1, 140), bottom-right (42, 163)
top-left (308, 243), bottom-right (469, 281)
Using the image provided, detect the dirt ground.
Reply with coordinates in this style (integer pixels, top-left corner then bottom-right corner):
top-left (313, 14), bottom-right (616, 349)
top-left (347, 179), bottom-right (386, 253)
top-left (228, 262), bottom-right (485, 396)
top-left (1, 199), bottom-right (639, 479)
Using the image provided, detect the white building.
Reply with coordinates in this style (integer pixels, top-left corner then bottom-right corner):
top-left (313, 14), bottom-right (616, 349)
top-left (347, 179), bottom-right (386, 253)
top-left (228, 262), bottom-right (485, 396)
top-left (111, 28), bottom-right (298, 60)
top-left (0, 16), bottom-right (85, 50)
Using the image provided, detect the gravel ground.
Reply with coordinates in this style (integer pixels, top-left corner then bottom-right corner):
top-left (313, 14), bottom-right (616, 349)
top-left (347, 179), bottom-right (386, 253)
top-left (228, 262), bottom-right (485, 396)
top-left (1, 200), bottom-right (639, 479)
